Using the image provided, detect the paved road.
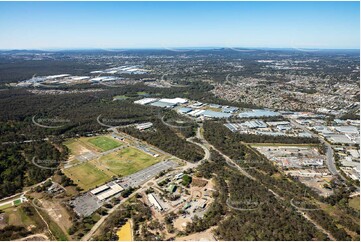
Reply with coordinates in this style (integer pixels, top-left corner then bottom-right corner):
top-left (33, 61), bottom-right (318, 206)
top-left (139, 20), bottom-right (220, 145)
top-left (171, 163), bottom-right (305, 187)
top-left (0, 178), bottom-right (52, 204)
top-left (198, 123), bottom-right (336, 240)
top-left (289, 119), bottom-right (347, 181)
top-left (119, 160), bottom-right (178, 188)
top-left (186, 136), bottom-right (210, 162)
top-left (81, 190), bottom-right (139, 241)
top-left (82, 123), bottom-right (336, 241)
top-left (302, 213), bottom-right (336, 241)
top-left (325, 143), bottom-right (339, 177)
top-left (197, 124), bottom-right (256, 181)
top-left (17, 233), bottom-right (49, 241)
top-left (2, 138), bottom-right (49, 145)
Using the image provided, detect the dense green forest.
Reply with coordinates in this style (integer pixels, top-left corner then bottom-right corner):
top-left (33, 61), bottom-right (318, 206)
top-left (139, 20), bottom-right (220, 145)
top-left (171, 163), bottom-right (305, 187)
top-left (0, 82), bottom-right (250, 141)
top-left (93, 199), bottom-right (154, 241)
top-left (236, 132), bottom-right (320, 144)
top-left (0, 82), bottom-right (227, 199)
top-left (121, 119), bottom-right (204, 162)
top-left (0, 141), bottom-right (66, 198)
top-left (0, 59), bottom-right (107, 84)
top-left (201, 121), bottom-right (359, 240)
top-left (191, 150), bottom-right (325, 240)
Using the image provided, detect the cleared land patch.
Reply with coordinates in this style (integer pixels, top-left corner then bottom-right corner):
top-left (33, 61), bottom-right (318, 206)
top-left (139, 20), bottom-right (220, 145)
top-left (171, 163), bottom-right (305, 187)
top-left (116, 220), bottom-right (132, 241)
top-left (64, 139), bottom-right (94, 157)
top-left (4, 205), bottom-right (38, 228)
top-left (349, 196), bottom-right (360, 211)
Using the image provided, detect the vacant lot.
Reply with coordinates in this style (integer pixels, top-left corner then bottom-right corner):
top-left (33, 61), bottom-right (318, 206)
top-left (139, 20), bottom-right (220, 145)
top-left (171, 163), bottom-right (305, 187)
top-left (3, 204), bottom-right (44, 231)
top-left (116, 220), bottom-right (132, 241)
top-left (191, 178), bottom-right (208, 187)
top-left (64, 138), bottom-right (97, 157)
top-left (96, 147), bottom-right (161, 177)
top-left (63, 162), bottom-right (111, 191)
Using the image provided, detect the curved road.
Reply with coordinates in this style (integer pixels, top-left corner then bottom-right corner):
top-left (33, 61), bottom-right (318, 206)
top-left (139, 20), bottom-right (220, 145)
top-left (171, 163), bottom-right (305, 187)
top-left (81, 123), bottom-right (336, 241)
top-left (197, 123), bottom-right (336, 240)
top-left (289, 119), bottom-right (347, 181)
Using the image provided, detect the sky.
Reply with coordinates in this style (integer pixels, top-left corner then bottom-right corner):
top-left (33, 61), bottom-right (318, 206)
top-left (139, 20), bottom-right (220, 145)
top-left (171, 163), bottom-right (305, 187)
top-left (0, 1), bottom-right (359, 50)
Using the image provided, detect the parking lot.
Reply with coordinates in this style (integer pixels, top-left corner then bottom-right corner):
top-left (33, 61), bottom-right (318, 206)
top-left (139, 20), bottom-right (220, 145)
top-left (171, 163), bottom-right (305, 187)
top-left (71, 193), bottom-right (103, 217)
top-left (119, 160), bottom-right (178, 188)
top-left (71, 160), bottom-right (178, 217)
top-left (76, 151), bottom-right (97, 162)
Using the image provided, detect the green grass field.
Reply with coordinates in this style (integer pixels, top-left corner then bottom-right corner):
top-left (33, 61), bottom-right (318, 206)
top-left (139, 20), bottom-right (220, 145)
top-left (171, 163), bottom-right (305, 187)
top-left (97, 147), bottom-right (160, 177)
top-left (13, 199), bottom-right (21, 206)
top-left (349, 196), bottom-right (360, 211)
top-left (63, 136), bottom-right (162, 190)
top-left (137, 91), bottom-right (148, 96)
top-left (87, 136), bottom-right (122, 152)
top-left (113, 95), bottom-right (128, 100)
top-left (251, 143), bottom-right (318, 147)
top-left (0, 202), bottom-right (12, 210)
top-left (4, 205), bottom-right (36, 227)
top-left (64, 135), bottom-right (122, 156)
top-left (63, 162), bottom-right (111, 191)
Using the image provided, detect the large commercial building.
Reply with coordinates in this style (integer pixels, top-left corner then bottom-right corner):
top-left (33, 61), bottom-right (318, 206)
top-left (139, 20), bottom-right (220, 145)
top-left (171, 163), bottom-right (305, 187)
top-left (150, 101), bottom-right (176, 108)
top-left (158, 98), bottom-right (188, 104)
top-left (148, 193), bottom-right (163, 211)
top-left (202, 110), bottom-right (232, 119)
top-left (90, 182), bottom-right (124, 201)
top-left (243, 120), bottom-right (267, 129)
top-left (134, 98), bottom-right (158, 105)
top-left (177, 107), bottom-right (193, 114)
top-left (238, 109), bottom-right (280, 118)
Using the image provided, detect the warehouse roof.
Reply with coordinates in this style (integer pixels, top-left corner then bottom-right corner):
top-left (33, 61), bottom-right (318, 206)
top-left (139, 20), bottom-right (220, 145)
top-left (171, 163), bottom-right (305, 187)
top-left (159, 98), bottom-right (188, 104)
top-left (150, 101), bottom-right (176, 108)
top-left (238, 109), bottom-right (280, 118)
top-left (202, 110), bottom-right (231, 118)
top-left (177, 107), bottom-right (193, 114)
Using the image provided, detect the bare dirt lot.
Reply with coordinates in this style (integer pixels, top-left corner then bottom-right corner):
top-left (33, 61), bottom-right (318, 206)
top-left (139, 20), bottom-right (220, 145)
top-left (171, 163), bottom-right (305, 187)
top-left (176, 227), bottom-right (216, 241)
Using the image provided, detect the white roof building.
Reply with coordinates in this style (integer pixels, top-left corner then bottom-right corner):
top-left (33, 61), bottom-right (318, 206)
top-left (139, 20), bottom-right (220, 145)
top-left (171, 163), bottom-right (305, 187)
top-left (148, 193), bottom-right (163, 211)
top-left (135, 122), bottom-right (153, 130)
top-left (91, 185), bottom-right (110, 195)
top-left (134, 98), bottom-right (158, 105)
top-left (92, 182), bottom-right (124, 201)
top-left (334, 126), bottom-right (359, 134)
top-left (189, 109), bottom-right (205, 117)
top-left (349, 149), bottom-right (360, 159)
top-left (158, 98), bottom-right (188, 104)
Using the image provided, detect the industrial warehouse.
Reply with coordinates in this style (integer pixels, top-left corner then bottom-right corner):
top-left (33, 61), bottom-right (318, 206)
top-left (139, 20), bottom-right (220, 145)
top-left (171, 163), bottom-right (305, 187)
top-left (133, 97), bottom-right (239, 119)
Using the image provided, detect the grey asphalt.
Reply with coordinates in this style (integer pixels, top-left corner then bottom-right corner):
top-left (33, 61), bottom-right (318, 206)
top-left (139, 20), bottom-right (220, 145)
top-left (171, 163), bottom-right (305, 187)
top-left (289, 119), bottom-right (346, 180)
top-left (119, 160), bottom-right (178, 188)
top-left (71, 160), bottom-right (178, 217)
top-left (71, 193), bottom-right (103, 217)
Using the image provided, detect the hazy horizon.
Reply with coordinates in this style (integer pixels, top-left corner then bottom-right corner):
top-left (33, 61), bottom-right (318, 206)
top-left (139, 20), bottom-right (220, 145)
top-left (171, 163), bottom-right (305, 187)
top-left (1, 46), bottom-right (360, 52)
